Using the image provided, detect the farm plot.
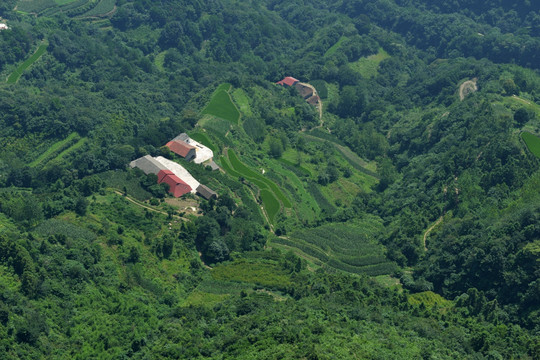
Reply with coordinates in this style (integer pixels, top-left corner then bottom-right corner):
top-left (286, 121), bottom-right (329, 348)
top-left (202, 83), bottom-right (240, 124)
top-left (28, 132), bottom-right (79, 167)
top-left (522, 131), bottom-right (540, 158)
top-left (212, 259), bottom-right (292, 291)
top-left (7, 43), bottom-right (48, 84)
top-left (228, 149), bottom-right (291, 208)
top-left (286, 219), bottom-right (397, 276)
top-left (350, 48), bottom-right (390, 78)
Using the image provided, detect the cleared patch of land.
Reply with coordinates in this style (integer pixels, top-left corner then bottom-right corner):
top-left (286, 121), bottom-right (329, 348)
top-left (324, 36), bottom-right (346, 57)
top-left (7, 43), bottom-right (48, 84)
top-left (29, 132), bottom-right (79, 167)
top-left (522, 131), bottom-right (540, 158)
top-left (202, 88), bottom-right (240, 124)
top-left (350, 48), bottom-right (390, 78)
top-left (459, 78), bottom-right (478, 100)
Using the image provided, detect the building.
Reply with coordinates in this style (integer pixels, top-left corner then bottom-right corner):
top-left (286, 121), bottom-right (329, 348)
top-left (154, 156), bottom-right (200, 193)
top-left (276, 76), bottom-right (299, 87)
top-left (157, 170), bottom-right (192, 197)
top-left (129, 155), bottom-right (167, 175)
top-left (166, 140), bottom-right (196, 161)
top-left (172, 133), bottom-right (214, 164)
top-left (0, 24), bottom-right (8, 31)
top-left (196, 184), bottom-right (218, 200)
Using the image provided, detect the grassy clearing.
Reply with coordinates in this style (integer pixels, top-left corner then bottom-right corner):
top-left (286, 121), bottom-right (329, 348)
top-left (29, 132), bottom-right (78, 167)
top-left (409, 291), bottom-right (452, 309)
top-left (202, 89), bottom-right (240, 125)
top-left (211, 259), bottom-right (291, 290)
top-left (232, 88), bottom-right (252, 116)
top-left (324, 36), bottom-right (347, 57)
top-left (7, 43), bottom-right (48, 84)
top-left (228, 149), bottom-right (291, 208)
top-left (350, 48), bottom-right (390, 78)
top-left (53, 137), bottom-right (87, 162)
top-left (98, 170), bottom-right (152, 201)
top-left (154, 51), bottom-right (166, 71)
top-left (522, 131), bottom-right (540, 158)
top-left (199, 115), bottom-right (231, 136)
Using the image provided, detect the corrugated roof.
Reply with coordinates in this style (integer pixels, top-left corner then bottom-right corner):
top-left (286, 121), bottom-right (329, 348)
top-left (196, 184), bottom-right (217, 200)
top-left (166, 140), bottom-right (196, 158)
top-left (276, 76), bottom-right (299, 86)
top-left (129, 155), bottom-right (167, 175)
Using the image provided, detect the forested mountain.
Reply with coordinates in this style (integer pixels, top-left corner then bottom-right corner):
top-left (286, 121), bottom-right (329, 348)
top-left (0, 0), bottom-right (539, 358)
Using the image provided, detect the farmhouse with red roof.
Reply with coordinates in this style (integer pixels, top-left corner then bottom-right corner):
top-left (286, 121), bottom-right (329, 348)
top-left (157, 170), bottom-right (192, 197)
top-left (166, 140), bottom-right (196, 161)
top-left (276, 76), bottom-right (299, 87)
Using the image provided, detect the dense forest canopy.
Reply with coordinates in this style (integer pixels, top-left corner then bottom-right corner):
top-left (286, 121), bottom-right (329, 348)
top-left (0, 0), bottom-right (538, 358)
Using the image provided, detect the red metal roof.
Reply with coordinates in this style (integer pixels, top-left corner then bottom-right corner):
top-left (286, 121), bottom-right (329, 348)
top-left (166, 140), bottom-right (196, 158)
top-left (276, 76), bottom-right (299, 86)
top-left (157, 170), bottom-right (192, 197)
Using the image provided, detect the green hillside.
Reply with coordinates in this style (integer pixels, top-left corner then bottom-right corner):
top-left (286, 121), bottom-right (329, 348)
top-left (0, 0), bottom-right (539, 358)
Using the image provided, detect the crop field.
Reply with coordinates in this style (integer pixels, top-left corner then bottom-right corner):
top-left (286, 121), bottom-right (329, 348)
top-left (522, 131), bottom-right (540, 158)
top-left (232, 88), bottom-right (252, 116)
top-left (350, 48), bottom-right (390, 78)
top-left (260, 189), bottom-right (280, 223)
top-left (199, 115), bottom-right (231, 136)
top-left (7, 43), bottom-right (48, 84)
top-left (228, 150), bottom-right (291, 208)
top-left (211, 259), bottom-right (292, 291)
top-left (98, 170), bottom-right (152, 201)
top-left (408, 291), bottom-right (452, 309)
top-left (81, 0), bottom-right (115, 17)
top-left (53, 136), bottom-right (87, 162)
top-left (29, 132), bottom-right (79, 167)
top-left (284, 219), bottom-right (397, 276)
top-left (202, 83), bottom-right (240, 124)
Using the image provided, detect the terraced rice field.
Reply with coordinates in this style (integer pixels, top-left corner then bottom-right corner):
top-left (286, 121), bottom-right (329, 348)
top-left (202, 83), bottom-right (240, 124)
top-left (7, 43), bottom-right (48, 84)
top-left (522, 131), bottom-right (540, 158)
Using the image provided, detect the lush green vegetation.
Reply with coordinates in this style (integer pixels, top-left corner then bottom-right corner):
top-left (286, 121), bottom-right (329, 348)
top-left (6, 43), bottom-right (47, 84)
top-left (0, 0), bottom-right (539, 357)
top-left (202, 84), bottom-right (240, 125)
top-left (522, 131), bottom-right (540, 158)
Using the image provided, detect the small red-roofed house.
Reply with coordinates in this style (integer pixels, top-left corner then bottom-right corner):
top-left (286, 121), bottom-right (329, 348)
top-left (157, 170), bottom-right (192, 197)
top-left (276, 76), bottom-right (299, 87)
top-left (166, 140), bottom-right (196, 161)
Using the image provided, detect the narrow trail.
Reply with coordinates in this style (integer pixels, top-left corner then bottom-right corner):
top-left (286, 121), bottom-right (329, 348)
top-left (112, 190), bottom-right (184, 219)
top-left (423, 216), bottom-right (443, 251)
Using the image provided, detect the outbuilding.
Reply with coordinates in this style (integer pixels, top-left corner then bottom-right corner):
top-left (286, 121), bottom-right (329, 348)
top-left (196, 184), bottom-right (218, 200)
top-left (276, 76), bottom-right (299, 87)
top-left (166, 140), bottom-right (196, 161)
top-left (129, 155), bottom-right (168, 175)
top-left (157, 170), bottom-right (192, 197)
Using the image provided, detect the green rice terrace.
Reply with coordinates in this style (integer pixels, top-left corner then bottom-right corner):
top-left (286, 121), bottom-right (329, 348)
top-left (7, 42), bottom-right (47, 84)
top-left (202, 83), bottom-right (241, 125)
top-left (522, 131), bottom-right (540, 158)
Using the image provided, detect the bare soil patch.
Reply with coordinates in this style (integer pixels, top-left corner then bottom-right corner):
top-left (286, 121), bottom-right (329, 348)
top-left (459, 78), bottom-right (478, 100)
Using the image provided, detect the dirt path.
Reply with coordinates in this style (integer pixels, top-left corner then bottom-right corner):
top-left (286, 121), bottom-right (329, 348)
top-left (423, 216), bottom-right (443, 251)
top-left (298, 82), bottom-right (323, 124)
top-left (459, 78), bottom-right (478, 101)
top-left (113, 190), bottom-right (184, 219)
